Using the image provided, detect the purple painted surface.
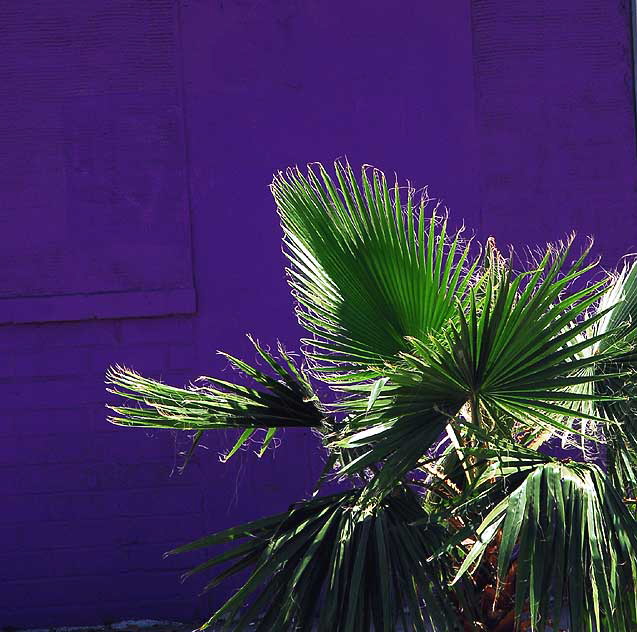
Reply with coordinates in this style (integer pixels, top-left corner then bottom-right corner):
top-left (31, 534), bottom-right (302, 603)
top-left (1, 0), bottom-right (636, 627)
top-left (471, 0), bottom-right (637, 264)
top-left (0, 1), bottom-right (195, 325)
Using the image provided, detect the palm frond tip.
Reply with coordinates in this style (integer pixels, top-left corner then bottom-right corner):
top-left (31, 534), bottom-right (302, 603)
top-left (106, 337), bottom-right (325, 460)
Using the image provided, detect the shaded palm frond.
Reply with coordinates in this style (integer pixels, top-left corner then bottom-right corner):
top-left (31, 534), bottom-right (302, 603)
top-left (587, 261), bottom-right (637, 493)
top-left (106, 336), bottom-right (325, 461)
top-left (454, 460), bottom-right (637, 632)
top-left (272, 160), bottom-right (477, 386)
top-left (168, 488), bottom-right (469, 632)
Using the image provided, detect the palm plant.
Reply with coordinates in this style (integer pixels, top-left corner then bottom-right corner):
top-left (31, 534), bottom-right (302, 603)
top-left (107, 161), bottom-right (637, 631)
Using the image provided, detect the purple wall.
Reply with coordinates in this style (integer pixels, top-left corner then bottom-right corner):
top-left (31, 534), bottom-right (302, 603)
top-left (1, 1), bottom-right (478, 626)
top-left (1, 0), bottom-right (636, 627)
top-left (471, 0), bottom-right (637, 264)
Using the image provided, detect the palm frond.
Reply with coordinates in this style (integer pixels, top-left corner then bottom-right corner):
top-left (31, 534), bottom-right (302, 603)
top-left (592, 259), bottom-right (637, 355)
top-left (409, 239), bottom-right (620, 432)
top-left (272, 160), bottom-right (477, 385)
top-left (106, 336), bottom-right (325, 461)
top-left (587, 261), bottom-right (637, 493)
top-left (168, 488), bottom-right (468, 631)
top-left (454, 461), bottom-right (637, 632)
top-left (332, 239), bottom-right (624, 500)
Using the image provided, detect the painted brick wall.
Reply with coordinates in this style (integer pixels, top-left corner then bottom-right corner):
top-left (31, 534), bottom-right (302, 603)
top-left (1, 1), bottom-right (479, 626)
top-left (471, 0), bottom-right (637, 261)
top-left (6, 0), bottom-right (637, 626)
top-left (0, 0), bottom-right (196, 324)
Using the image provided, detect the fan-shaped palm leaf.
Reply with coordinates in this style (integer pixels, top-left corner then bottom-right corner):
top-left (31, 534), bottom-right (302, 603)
top-left (334, 240), bottom-right (623, 501)
top-left (168, 487), bottom-right (468, 632)
top-left (454, 459), bottom-right (637, 631)
top-left (106, 336), bottom-right (324, 460)
top-left (586, 261), bottom-right (637, 493)
top-left (272, 160), bottom-right (477, 385)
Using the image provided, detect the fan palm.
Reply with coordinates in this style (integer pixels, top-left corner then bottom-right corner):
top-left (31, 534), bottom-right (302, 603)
top-left (107, 161), bottom-right (637, 631)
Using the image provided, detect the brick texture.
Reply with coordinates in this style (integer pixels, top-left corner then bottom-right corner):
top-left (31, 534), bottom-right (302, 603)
top-left (9, 0), bottom-right (635, 628)
top-left (471, 0), bottom-right (637, 260)
top-left (0, 0), bottom-right (480, 625)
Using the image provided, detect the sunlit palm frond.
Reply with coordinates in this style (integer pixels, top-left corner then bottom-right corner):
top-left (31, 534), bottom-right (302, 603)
top-left (106, 336), bottom-right (324, 461)
top-left (272, 160), bottom-right (477, 385)
top-left (333, 239), bottom-right (624, 500)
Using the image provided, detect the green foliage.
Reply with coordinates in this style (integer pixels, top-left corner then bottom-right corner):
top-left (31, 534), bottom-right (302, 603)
top-left (106, 336), bottom-right (324, 461)
top-left (170, 488), bottom-right (465, 632)
top-left (107, 161), bottom-right (637, 631)
top-left (271, 162), bottom-right (476, 385)
top-left (454, 459), bottom-right (637, 631)
top-left (588, 262), bottom-right (637, 495)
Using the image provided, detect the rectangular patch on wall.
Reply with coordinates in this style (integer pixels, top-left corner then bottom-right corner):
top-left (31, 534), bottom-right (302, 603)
top-left (0, 0), bottom-right (195, 323)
